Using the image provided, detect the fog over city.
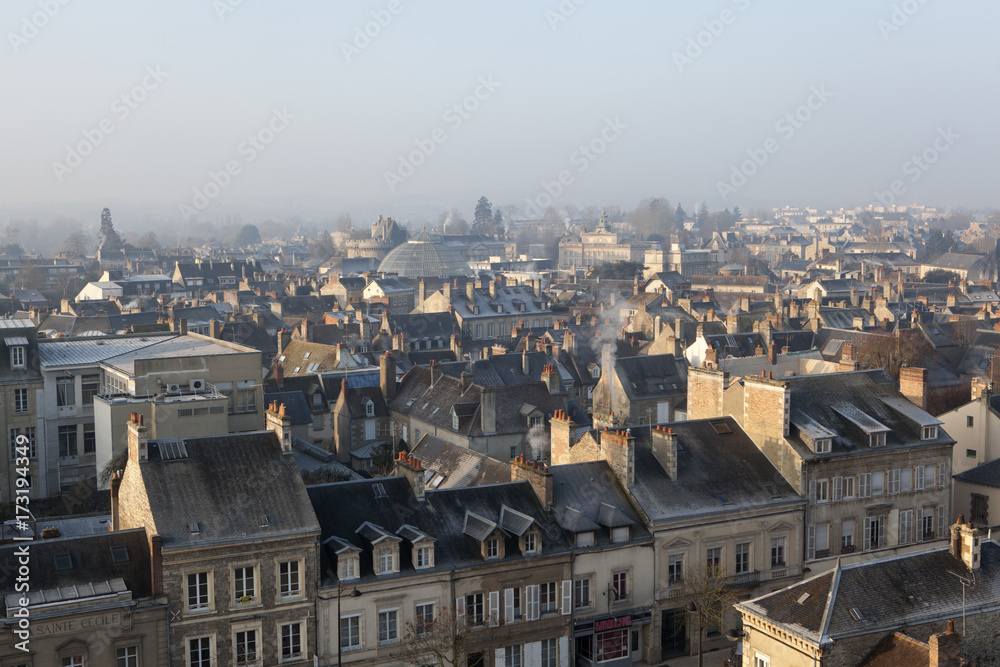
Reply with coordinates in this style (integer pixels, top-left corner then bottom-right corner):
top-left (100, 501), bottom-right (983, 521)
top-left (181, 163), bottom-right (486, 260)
top-left (2, 1), bottom-right (999, 235)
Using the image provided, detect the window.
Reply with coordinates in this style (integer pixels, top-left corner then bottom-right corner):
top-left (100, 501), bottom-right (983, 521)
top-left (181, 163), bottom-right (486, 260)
top-left (378, 609), bottom-right (399, 645)
top-left (279, 561), bottom-right (300, 598)
top-left (280, 622), bottom-right (301, 659)
top-left (967, 448), bottom-right (977, 459)
top-left (9, 427), bottom-right (36, 459)
top-left (466, 593), bottom-right (484, 625)
top-left (900, 509), bottom-right (914, 544)
top-left (340, 615), bottom-right (361, 651)
top-left (83, 423), bottom-right (96, 454)
top-left (922, 510), bottom-right (935, 540)
top-left (842, 519), bottom-right (855, 550)
top-left (810, 524), bottom-right (829, 558)
top-left (540, 581), bottom-right (558, 613)
top-left (596, 628), bottom-right (629, 661)
top-left (62, 656), bottom-right (84, 667)
top-left (968, 416), bottom-right (974, 427)
top-left (116, 646), bottom-right (138, 667)
top-left (872, 472), bottom-right (884, 496)
top-left (816, 479), bottom-right (829, 503)
top-left (234, 566), bottom-right (256, 604)
top-left (504, 645), bottom-right (522, 667)
top-left (541, 638), bottom-right (558, 667)
top-left (870, 432), bottom-right (886, 447)
top-left (576, 531), bottom-right (595, 547)
top-left (14, 388), bottom-right (28, 414)
top-left (864, 515), bottom-right (885, 551)
top-left (529, 415), bottom-right (543, 428)
top-left (770, 538), bottom-right (785, 567)
top-left (187, 572), bottom-right (210, 611)
top-left (901, 468), bottom-right (912, 493)
top-left (235, 630), bottom-right (257, 665)
top-left (486, 538), bottom-right (499, 559)
top-left (415, 602), bottom-right (435, 636)
top-left (10, 345), bottom-right (24, 369)
top-left (735, 542), bottom-right (751, 574)
top-left (755, 653), bottom-right (771, 667)
top-left (189, 638), bottom-right (211, 667)
top-left (416, 545), bottom-right (432, 568)
top-left (239, 389), bottom-right (256, 413)
top-left (523, 532), bottom-right (537, 554)
top-left (378, 548), bottom-right (395, 574)
top-left (365, 401), bottom-right (374, 417)
top-left (611, 526), bottom-right (630, 543)
top-left (706, 547), bottom-right (722, 575)
top-left (922, 426), bottom-right (938, 440)
top-left (815, 438), bottom-right (831, 453)
top-left (609, 571), bottom-right (629, 602)
top-left (58, 425), bottom-right (78, 457)
top-left (57, 376), bottom-right (76, 407)
top-left (888, 469), bottom-right (900, 495)
top-left (574, 577), bottom-right (590, 608)
top-left (340, 556), bottom-right (357, 580)
top-left (82, 375), bottom-right (100, 404)
top-left (312, 415), bottom-right (323, 431)
top-left (843, 475), bottom-right (855, 499)
top-left (475, 324), bottom-right (482, 338)
top-left (972, 494), bottom-right (988, 524)
top-left (668, 554), bottom-right (684, 583)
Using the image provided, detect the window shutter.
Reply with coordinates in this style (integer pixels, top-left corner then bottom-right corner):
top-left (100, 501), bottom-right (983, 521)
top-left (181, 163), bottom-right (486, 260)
top-left (561, 580), bottom-right (572, 615)
top-left (937, 506), bottom-right (947, 539)
top-left (489, 591), bottom-right (500, 627)
top-left (878, 515), bottom-right (886, 548)
top-left (916, 509), bottom-right (923, 540)
top-left (863, 517), bottom-right (872, 551)
top-left (456, 596), bottom-right (466, 626)
top-left (495, 648), bottom-right (506, 667)
top-left (939, 463), bottom-right (946, 489)
top-left (527, 584), bottom-right (540, 621)
top-left (807, 525), bottom-right (816, 560)
top-left (808, 479), bottom-right (816, 504)
top-left (833, 476), bottom-right (842, 502)
top-left (559, 636), bottom-right (569, 667)
top-left (504, 588), bottom-right (514, 624)
top-left (915, 466), bottom-right (924, 491)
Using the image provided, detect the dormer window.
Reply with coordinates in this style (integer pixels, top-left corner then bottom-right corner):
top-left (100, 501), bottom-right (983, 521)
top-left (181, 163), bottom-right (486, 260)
top-left (611, 526), bottom-right (630, 543)
top-left (815, 438), bottom-right (831, 454)
top-left (415, 545), bottom-right (433, 568)
top-left (522, 531), bottom-right (538, 555)
top-left (870, 432), bottom-right (886, 448)
top-left (10, 346), bottom-right (24, 369)
top-left (486, 537), bottom-right (500, 559)
top-left (576, 531), bottom-right (595, 547)
top-left (339, 556), bottom-right (358, 580)
top-left (366, 401), bottom-right (375, 417)
top-left (591, 367), bottom-right (600, 379)
top-left (376, 547), bottom-right (396, 575)
top-left (921, 426), bottom-right (938, 440)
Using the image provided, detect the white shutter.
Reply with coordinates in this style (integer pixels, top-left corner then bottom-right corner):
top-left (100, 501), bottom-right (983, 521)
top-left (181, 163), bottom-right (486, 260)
top-left (833, 476), bottom-right (843, 502)
top-left (916, 509), bottom-right (924, 541)
top-left (807, 525), bottom-right (816, 560)
top-left (878, 515), bottom-right (886, 548)
top-left (504, 588), bottom-right (514, 624)
top-left (559, 636), bottom-right (569, 667)
top-left (863, 517), bottom-right (872, 551)
top-left (808, 479), bottom-right (816, 503)
top-left (524, 641), bottom-right (541, 667)
top-left (939, 463), bottom-right (946, 488)
top-left (915, 466), bottom-right (924, 490)
top-left (489, 591), bottom-right (500, 627)
top-left (561, 580), bottom-right (572, 615)
top-left (456, 596), bottom-right (466, 626)
top-left (938, 506), bottom-right (947, 539)
top-left (527, 584), bottom-right (540, 621)
top-left (495, 648), bottom-right (506, 667)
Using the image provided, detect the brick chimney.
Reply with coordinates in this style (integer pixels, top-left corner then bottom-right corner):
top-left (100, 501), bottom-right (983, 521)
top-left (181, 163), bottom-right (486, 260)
top-left (480, 385), bottom-right (496, 434)
top-left (275, 364), bottom-right (285, 389)
top-left (277, 329), bottom-right (289, 352)
top-left (899, 366), bottom-right (928, 410)
top-left (742, 372), bottom-right (791, 448)
top-left (429, 359), bottom-right (440, 389)
top-left (928, 620), bottom-right (963, 667)
top-left (511, 454), bottom-right (553, 509)
top-left (541, 364), bottom-right (560, 394)
top-left (600, 428), bottom-right (635, 487)
top-left (418, 279), bottom-right (426, 305)
top-left (563, 330), bottom-right (577, 355)
top-left (550, 409), bottom-right (576, 465)
top-left (950, 514), bottom-right (985, 572)
top-left (209, 318), bottom-right (221, 339)
top-left (265, 401), bottom-right (293, 453)
top-left (460, 371), bottom-right (473, 392)
top-left (127, 413), bottom-right (149, 463)
top-left (466, 281), bottom-right (476, 303)
top-left (300, 318), bottom-right (310, 342)
top-left (451, 334), bottom-right (462, 358)
top-left (150, 534), bottom-right (163, 596)
top-left (380, 352), bottom-right (396, 401)
top-left (394, 452), bottom-right (425, 501)
top-left (686, 367), bottom-right (729, 420)
top-left (650, 425), bottom-right (678, 479)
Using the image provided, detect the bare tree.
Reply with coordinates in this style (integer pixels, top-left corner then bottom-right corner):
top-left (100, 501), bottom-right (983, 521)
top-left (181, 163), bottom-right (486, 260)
top-left (949, 319), bottom-right (981, 355)
top-left (392, 606), bottom-right (513, 667)
top-left (63, 232), bottom-right (89, 257)
top-left (853, 330), bottom-right (935, 381)
top-left (673, 562), bottom-right (744, 657)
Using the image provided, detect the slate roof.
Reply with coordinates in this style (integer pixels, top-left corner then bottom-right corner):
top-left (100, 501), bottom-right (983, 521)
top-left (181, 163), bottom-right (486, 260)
top-left (926, 252), bottom-right (986, 271)
top-left (438, 350), bottom-right (558, 388)
top-left (0, 528), bottom-right (153, 611)
top-left (385, 312), bottom-right (461, 342)
top-left (306, 477), bottom-right (571, 582)
top-left (954, 457), bottom-right (1000, 489)
top-left (705, 332), bottom-right (766, 358)
top-left (264, 391), bottom-right (313, 425)
top-left (550, 460), bottom-right (650, 545)
top-left (411, 436), bottom-right (511, 489)
top-left (131, 431), bottom-right (320, 550)
top-left (614, 354), bottom-right (687, 400)
top-left (858, 632), bottom-right (931, 667)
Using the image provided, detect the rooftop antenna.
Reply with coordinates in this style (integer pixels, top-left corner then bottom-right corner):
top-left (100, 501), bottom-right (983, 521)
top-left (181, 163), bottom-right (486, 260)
top-left (947, 570), bottom-right (976, 637)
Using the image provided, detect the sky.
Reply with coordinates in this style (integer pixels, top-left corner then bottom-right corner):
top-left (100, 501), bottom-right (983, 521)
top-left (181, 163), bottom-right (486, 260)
top-left (2, 0), bottom-right (998, 228)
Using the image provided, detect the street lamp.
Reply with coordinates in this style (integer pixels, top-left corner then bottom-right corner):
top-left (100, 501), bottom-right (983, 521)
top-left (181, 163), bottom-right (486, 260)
top-left (337, 584), bottom-right (362, 667)
top-left (686, 601), bottom-right (703, 667)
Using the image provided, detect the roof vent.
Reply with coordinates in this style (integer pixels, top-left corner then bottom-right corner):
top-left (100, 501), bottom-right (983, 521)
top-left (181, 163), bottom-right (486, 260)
top-left (797, 592), bottom-right (810, 604)
top-left (258, 514), bottom-right (269, 527)
top-left (373, 483), bottom-right (387, 498)
top-left (850, 608), bottom-right (865, 622)
top-left (188, 522), bottom-right (200, 535)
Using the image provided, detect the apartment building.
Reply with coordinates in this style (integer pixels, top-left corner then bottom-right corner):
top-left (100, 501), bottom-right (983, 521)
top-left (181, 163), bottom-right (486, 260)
top-left (0, 319), bottom-right (43, 502)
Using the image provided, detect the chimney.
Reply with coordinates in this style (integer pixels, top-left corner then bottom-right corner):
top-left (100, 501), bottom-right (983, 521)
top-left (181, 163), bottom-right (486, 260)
top-left (443, 281), bottom-right (452, 301)
top-left (275, 364), bottom-right (285, 389)
top-left (522, 349), bottom-right (530, 376)
top-left (767, 339), bottom-right (778, 365)
top-left (418, 279), bottom-right (426, 305)
top-left (533, 278), bottom-right (543, 298)
top-left (511, 454), bottom-right (553, 509)
top-left (209, 318), bottom-right (221, 339)
top-left (743, 372), bottom-right (791, 445)
top-left (550, 409), bottom-right (575, 464)
top-left (687, 367), bottom-right (729, 420)
top-left (946, 293), bottom-right (957, 308)
top-left (451, 334), bottom-right (463, 358)
top-left (127, 413), bottom-right (149, 463)
top-left (971, 376), bottom-right (991, 402)
top-left (950, 514), bottom-right (985, 572)
top-left (266, 402), bottom-right (293, 453)
top-left (61, 298), bottom-right (71, 314)
top-left (178, 318), bottom-right (188, 336)
top-left (488, 279), bottom-right (496, 299)
top-left (650, 426), bottom-right (678, 479)
top-left (726, 314), bottom-right (739, 334)
top-left (429, 359), bottom-right (440, 388)
top-left (599, 428), bottom-right (635, 487)
top-left (466, 281), bottom-right (476, 303)
top-left (458, 371), bottom-right (473, 392)
top-left (563, 330), bottom-right (577, 355)
top-left (480, 385), bottom-right (496, 434)
top-left (150, 534), bottom-right (163, 596)
top-left (110, 472), bottom-right (122, 530)
top-left (899, 366), bottom-right (928, 410)
top-left (277, 329), bottom-right (289, 353)
top-left (380, 352), bottom-right (397, 401)
top-left (300, 318), bottom-right (311, 342)
top-left (541, 364), bottom-right (560, 394)
top-left (928, 620), bottom-right (963, 667)
top-left (395, 452), bottom-right (425, 501)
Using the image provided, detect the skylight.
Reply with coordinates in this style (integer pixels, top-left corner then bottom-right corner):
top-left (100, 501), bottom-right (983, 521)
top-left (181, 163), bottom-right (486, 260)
top-left (110, 545), bottom-right (130, 563)
top-left (54, 553), bottom-right (73, 570)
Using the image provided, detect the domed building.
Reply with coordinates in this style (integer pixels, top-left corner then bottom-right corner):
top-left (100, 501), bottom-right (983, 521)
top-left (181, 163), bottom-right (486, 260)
top-left (377, 231), bottom-right (475, 279)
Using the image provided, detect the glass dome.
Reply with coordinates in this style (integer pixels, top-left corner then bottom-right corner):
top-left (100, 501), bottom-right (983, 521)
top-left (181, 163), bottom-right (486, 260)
top-left (377, 231), bottom-right (475, 278)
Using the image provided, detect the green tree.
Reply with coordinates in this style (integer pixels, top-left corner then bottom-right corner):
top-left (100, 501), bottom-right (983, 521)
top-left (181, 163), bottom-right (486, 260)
top-left (472, 196), bottom-right (495, 235)
top-left (590, 260), bottom-right (645, 280)
top-left (99, 208), bottom-right (123, 252)
top-left (493, 208), bottom-right (504, 233)
top-left (923, 269), bottom-right (959, 284)
top-left (732, 206), bottom-right (742, 221)
top-left (235, 224), bottom-right (262, 247)
top-left (697, 202), bottom-right (710, 225)
top-left (674, 203), bottom-right (688, 225)
top-left (923, 229), bottom-right (956, 261)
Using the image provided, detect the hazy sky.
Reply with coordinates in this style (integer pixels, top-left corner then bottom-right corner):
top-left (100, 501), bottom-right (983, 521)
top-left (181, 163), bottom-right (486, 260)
top-left (2, 0), bottom-right (998, 226)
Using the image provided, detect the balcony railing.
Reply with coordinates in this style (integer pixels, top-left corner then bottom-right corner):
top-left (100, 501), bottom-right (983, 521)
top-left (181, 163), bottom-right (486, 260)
top-left (723, 571), bottom-right (760, 588)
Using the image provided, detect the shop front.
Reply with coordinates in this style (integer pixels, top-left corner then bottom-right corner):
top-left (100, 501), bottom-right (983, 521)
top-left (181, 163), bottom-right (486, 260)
top-left (573, 610), bottom-right (651, 666)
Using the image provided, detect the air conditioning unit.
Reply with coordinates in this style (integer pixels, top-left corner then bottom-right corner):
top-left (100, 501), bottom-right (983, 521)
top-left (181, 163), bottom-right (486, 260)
top-left (166, 383), bottom-right (181, 394)
top-left (190, 379), bottom-right (206, 392)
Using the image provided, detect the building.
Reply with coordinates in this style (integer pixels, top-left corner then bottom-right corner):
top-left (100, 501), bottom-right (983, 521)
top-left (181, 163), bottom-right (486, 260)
top-left (557, 212), bottom-right (647, 270)
top-left (377, 231), bottom-right (474, 279)
top-left (344, 214), bottom-right (409, 261)
top-left (362, 277), bottom-right (415, 315)
top-left (591, 351), bottom-right (687, 427)
top-left (0, 319), bottom-right (43, 503)
top-left (113, 407), bottom-right (322, 666)
top-left (416, 279), bottom-right (554, 341)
